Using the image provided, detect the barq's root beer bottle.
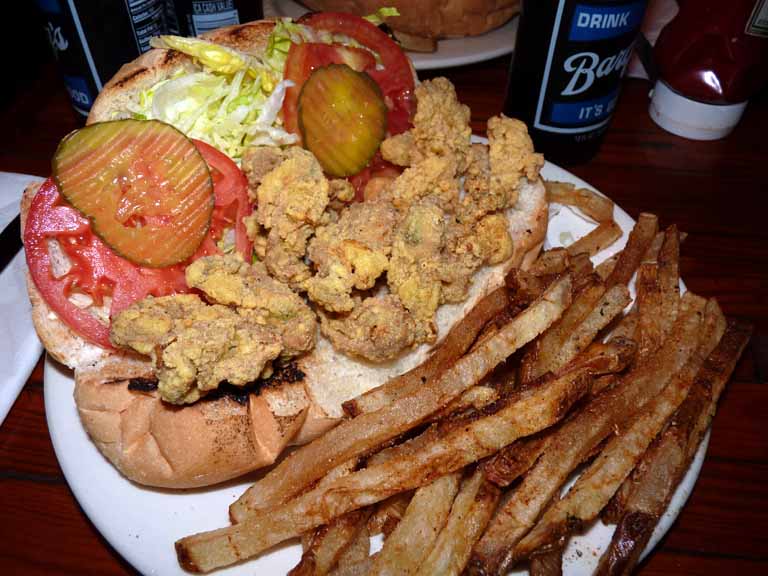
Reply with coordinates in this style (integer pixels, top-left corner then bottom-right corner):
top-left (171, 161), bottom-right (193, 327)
top-left (504, 0), bottom-right (648, 164)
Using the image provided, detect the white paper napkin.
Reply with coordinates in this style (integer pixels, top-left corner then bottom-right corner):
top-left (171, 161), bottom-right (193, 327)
top-left (0, 172), bottom-right (45, 426)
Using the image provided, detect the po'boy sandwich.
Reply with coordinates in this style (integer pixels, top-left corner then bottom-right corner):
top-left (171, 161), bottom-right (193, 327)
top-left (23, 12), bottom-right (548, 488)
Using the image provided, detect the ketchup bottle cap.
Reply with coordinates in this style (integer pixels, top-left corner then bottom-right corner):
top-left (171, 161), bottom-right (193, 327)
top-left (649, 80), bottom-right (747, 141)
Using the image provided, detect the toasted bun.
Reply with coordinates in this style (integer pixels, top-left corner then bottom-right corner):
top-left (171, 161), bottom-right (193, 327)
top-left (87, 20), bottom-right (276, 125)
top-left (27, 18), bottom-right (547, 487)
top-left (299, 0), bottom-right (520, 38)
top-left (74, 355), bottom-right (309, 488)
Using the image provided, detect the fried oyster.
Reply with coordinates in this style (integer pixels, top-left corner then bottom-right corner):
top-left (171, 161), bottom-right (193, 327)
top-left (111, 255), bottom-right (316, 405)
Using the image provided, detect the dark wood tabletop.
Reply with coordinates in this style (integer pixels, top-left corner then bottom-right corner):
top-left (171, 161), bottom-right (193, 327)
top-left (1, 48), bottom-right (766, 576)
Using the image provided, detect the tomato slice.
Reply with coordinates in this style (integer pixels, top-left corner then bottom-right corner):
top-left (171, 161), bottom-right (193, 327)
top-left (25, 142), bottom-right (253, 349)
top-left (192, 139), bottom-right (252, 259)
top-left (283, 13), bottom-right (414, 141)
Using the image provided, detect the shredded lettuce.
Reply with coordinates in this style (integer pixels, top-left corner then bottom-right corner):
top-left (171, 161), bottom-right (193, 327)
top-left (154, 36), bottom-right (254, 76)
top-left (364, 7), bottom-right (400, 26)
top-left (134, 35), bottom-right (298, 162)
top-left (265, 19), bottom-right (317, 74)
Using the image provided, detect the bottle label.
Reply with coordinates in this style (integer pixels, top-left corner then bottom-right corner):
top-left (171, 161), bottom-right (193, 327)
top-left (534, 0), bottom-right (646, 135)
top-left (190, 1), bottom-right (240, 34)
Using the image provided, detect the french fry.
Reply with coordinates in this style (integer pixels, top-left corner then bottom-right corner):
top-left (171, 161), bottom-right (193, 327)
top-left (592, 374), bottom-right (618, 395)
top-left (176, 359), bottom-right (592, 573)
top-left (343, 286), bottom-right (510, 417)
top-left (529, 544), bottom-right (565, 576)
top-left (229, 276), bottom-right (571, 520)
top-left (657, 225), bottom-right (681, 339)
top-left (566, 220), bottom-right (623, 258)
top-left (330, 553), bottom-right (375, 576)
top-left (548, 284), bottom-right (631, 371)
top-left (511, 300), bottom-right (726, 562)
top-left (545, 181), bottom-right (614, 222)
top-left (558, 337), bottom-right (637, 377)
top-left (642, 231), bottom-right (665, 263)
top-left (595, 252), bottom-right (620, 281)
top-left (482, 430), bottom-right (553, 488)
top-left (528, 283), bottom-right (631, 379)
top-left (521, 276), bottom-right (606, 382)
top-left (329, 523), bottom-right (370, 576)
top-left (636, 262), bottom-right (663, 360)
top-left (415, 468), bottom-right (501, 576)
top-left (367, 493), bottom-right (412, 537)
top-left (604, 213), bottom-right (659, 289)
top-left (569, 251), bottom-right (599, 293)
top-left (603, 307), bottom-right (638, 342)
top-left (596, 320), bottom-right (752, 576)
top-left (369, 472), bottom-right (461, 576)
top-left (430, 385), bottom-right (500, 422)
top-left (289, 510), bottom-right (372, 576)
top-left (529, 248), bottom-right (570, 277)
top-left (468, 293), bottom-right (706, 576)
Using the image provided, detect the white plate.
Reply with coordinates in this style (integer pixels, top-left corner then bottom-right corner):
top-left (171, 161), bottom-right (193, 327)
top-left (0, 172), bottom-right (44, 426)
top-left (44, 161), bottom-right (707, 575)
top-left (265, 0), bottom-right (518, 70)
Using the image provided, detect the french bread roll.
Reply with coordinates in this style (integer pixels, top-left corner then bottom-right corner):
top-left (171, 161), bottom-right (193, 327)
top-left (298, 0), bottom-right (521, 38)
top-left (25, 17), bottom-right (548, 488)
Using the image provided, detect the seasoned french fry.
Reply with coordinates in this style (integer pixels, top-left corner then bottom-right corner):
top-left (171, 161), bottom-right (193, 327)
top-left (642, 231), bottom-right (665, 263)
top-left (367, 493), bottom-right (412, 537)
top-left (416, 469), bottom-right (501, 576)
top-left (603, 307), bottom-right (638, 342)
top-left (658, 225), bottom-right (681, 339)
top-left (595, 252), bottom-right (620, 281)
top-left (512, 300), bottom-right (725, 562)
top-left (370, 472), bottom-right (461, 576)
top-left (567, 220), bottom-right (623, 258)
top-left (330, 553), bottom-right (376, 576)
top-left (529, 284), bottom-right (631, 379)
top-left (229, 277), bottom-right (571, 520)
top-left (521, 276), bottom-right (606, 382)
top-left (482, 430), bottom-right (553, 488)
top-left (529, 543), bottom-right (565, 576)
top-left (468, 293), bottom-right (706, 576)
top-left (430, 385), bottom-right (500, 422)
top-left (176, 358), bottom-right (592, 573)
top-left (559, 337), bottom-right (637, 378)
top-left (545, 181), bottom-right (614, 222)
top-left (529, 248), bottom-right (570, 277)
top-left (329, 523), bottom-right (370, 576)
top-left (548, 284), bottom-right (631, 372)
top-left (604, 213), bottom-right (659, 289)
top-left (636, 262), bottom-right (663, 360)
top-left (569, 251), bottom-right (599, 293)
top-left (289, 510), bottom-right (371, 576)
top-left (596, 319), bottom-right (752, 576)
top-left (343, 286), bottom-right (510, 417)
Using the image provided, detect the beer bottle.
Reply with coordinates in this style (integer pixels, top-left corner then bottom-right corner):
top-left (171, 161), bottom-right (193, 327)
top-left (36, 0), bottom-right (169, 116)
top-left (504, 0), bottom-right (648, 164)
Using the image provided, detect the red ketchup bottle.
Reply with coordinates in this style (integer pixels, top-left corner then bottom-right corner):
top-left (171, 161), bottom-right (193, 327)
top-left (649, 0), bottom-right (768, 140)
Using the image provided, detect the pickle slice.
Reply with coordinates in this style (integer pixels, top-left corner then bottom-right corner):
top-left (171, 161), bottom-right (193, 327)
top-left (53, 119), bottom-right (214, 268)
top-left (298, 64), bottom-right (388, 177)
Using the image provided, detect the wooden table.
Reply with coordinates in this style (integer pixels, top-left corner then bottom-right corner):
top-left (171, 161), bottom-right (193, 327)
top-left (1, 56), bottom-right (766, 575)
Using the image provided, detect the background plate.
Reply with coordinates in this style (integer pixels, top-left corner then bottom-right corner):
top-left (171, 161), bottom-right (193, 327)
top-left (265, 0), bottom-right (518, 70)
top-left (45, 160), bottom-right (706, 575)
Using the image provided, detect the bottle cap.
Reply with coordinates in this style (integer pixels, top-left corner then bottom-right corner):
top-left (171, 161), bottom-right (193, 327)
top-left (649, 80), bottom-right (747, 140)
